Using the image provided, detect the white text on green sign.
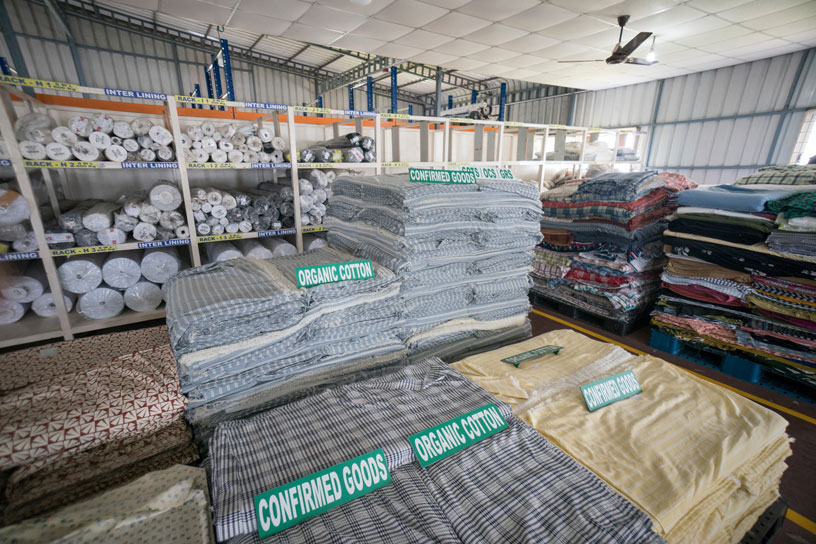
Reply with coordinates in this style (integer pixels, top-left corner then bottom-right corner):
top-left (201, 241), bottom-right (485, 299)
top-left (295, 260), bottom-right (374, 288)
top-left (501, 345), bottom-right (562, 368)
top-left (254, 449), bottom-right (390, 538)
top-left (580, 370), bottom-right (641, 412)
top-left (410, 404), bottom-right (507, 467)
top-left (408, 168), bottom-right (475, 184)
top-left (462, 166), bottom-right (514, 180)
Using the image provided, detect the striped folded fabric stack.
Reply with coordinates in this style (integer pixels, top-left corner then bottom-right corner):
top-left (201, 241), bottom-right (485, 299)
top-left (452, 330), bottom-right (792, 544)
top-left (163, 247), bottom-right (408, 450)
top-left (0, 326), bottom-right (198, 525)
top-left (655, 165), bottom-right (816, 390)
top-left (534, 171), bottom-right (676, 324)
top-left (325, 173), bottom-right (542, 361)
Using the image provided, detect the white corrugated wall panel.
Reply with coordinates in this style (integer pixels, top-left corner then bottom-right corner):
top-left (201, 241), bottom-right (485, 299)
top-left (16, 37), bottom-right (81, 97)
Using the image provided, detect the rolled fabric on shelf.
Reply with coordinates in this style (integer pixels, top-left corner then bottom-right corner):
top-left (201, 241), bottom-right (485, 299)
top-left (112, 120), bottom-right (133, 139)
top-left (74, 229), bottom-right (99, 247)
top-left (0, 188), bottom-right (31, 225)
top-left (122, 195), bottom-right (142, 218)
top-left (270, 136), bottom-right (285, 150)
top-left (1, 262), bottom-right (46, 303)
top-left (97, 227), bottom-right (127, 245)
top-left (114, 212), bottom-right (139, 233)
top-left (124, 280), bottom-right (163, 312)
top-left (149, 182), bottom-right (182, 211)
top-left (206, 189), bottom-right (223, 206)
top-left (302, 234), bottom-right (328, 252)
top-left (18, 141), bottom-right (46, 160)
top-left (102, 250), bottom-right (142, 289)
top-left (45, 142), bottom-right (73, 161)
top-left (44, 225), bottom-right (76, 249)
top-left (211, 149), bottom-right (227, 163)
top-left (225, 223), bottom-right (239, 234)
top-left (77, 287), bottom-right (124, 320)
top-left (130, 118), bottom-right (152, 136)
top-left (259, 237), bottom-right (297, 257)
top-left (105, 145), bottom-right (128, 162)
top-left (206, 241), bottom-right (242, 262)
top-left (220, 193), bottom-right (237, 210)
top-left (0, 223), bottom-right (28, 242)
top-left (159, 210), bottom-right (185, 230)
top-left (58, 254), bottom-right (105, 294)
top-left (88, 131), bottom-right (111, 150)
top-left (175, 225), bottom-right (189, 239)
top-left (52, 126), bottom-right (78, 145)
top-left (71, 141), bottom-right (99, 161)
top-left (141, 247), bottom-right (181, 283)
top-left (12, 232), bottom-right (38, 252)
top-left (0, 300), bottom-right (29, 324)
top-left (236, 239), bottom-right (274, 259)
top-left (298, 178), bottom-right (314, 196)
top-left (210, 205), bottom-right (227, 219)
top-left (211, 224), bottom-right (225, 235)
top-left (148, 125), bottom-right (174, 146)
top-left (132, 222), bottom-right (157, 242)
top-left (258, 128), bottom-right (273, 143)
top-left (32, 291), bottom-right (75, 317)
top-left (82, 202), bottom-right (120, 232)
top-left (138, 203), bottom-right (161, 224)
top-left (238, 220), bottom-right (252, 233)
top-left (196, 223), bottom-right (211, 235)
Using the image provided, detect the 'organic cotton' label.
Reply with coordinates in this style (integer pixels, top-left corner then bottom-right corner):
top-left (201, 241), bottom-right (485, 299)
top-left (295, 260), bottom-right (374, 288)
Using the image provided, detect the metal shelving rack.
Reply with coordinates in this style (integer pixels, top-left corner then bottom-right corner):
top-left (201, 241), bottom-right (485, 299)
top-left (0, 75), bottom-right (645, 348)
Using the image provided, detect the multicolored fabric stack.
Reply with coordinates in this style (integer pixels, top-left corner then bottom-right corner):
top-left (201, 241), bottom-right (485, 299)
top-left (654, 165), bottom-right (816, 389)
top-left (533, 171), bottom-right (675, 325)
top-left (0, 326), bottom-right (198, 525)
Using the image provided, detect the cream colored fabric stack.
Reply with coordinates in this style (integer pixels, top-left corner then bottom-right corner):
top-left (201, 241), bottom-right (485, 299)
top-left (452, 329), bottom-right (791, 544)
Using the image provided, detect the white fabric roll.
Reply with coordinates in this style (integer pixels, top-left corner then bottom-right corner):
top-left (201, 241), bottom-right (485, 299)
top-left (212, 131), bottom-right (223, 142)
top-left (139, 203), bottom-right (161, 224)
top-left (218, 217), bottom-right (228, 226)
top-left (186, 125), bottom-right (204, 141)
top-left (231, 133), bottom-right (246, 146)
top-left (211, 224), bottom-right (224, 235)
top-left (148, 125), bottom-right (173, 146)
top-left (15, 112), bottom-right (55, 141)
top-left (245, 151), bottom-right (260, 163)
top-left (45, 142), bottom-right (73, 161)
top-left (258, 128), bottom-right (273, 143)
top-left (122, 138), bottom-right (139, 152)
top-left (211, 149), bottom-right (227, 163)
top-left (202, 137), bottom-right (217, 154)
top-left (175, 225), bottom-right (189, 239)
top-left (32, 291), bottom-right (75, 317)
top-left (206, 241), bottom-right (242, 262)
top-left (193, 210), bottom-right (206, 223)
top-left (197, 223), bottom-right (210, 235)
top-left (228, 150), bottom-right (244, 163)
top-left (238, 220), bottom-right (252, 233)
top-left (82, 201), bottom-right (120, 232)
top-left (91, 114), bottom-right (114, 134)
top-left (88, 131), bottom-right (111, 150)
top-left (0, 300), bottom-right (28, 324)
top-left (18, 141), bottom-right (46, 160)
top-left (71, 141), bottom-right (99, 161)
top-left (68, 116), bottom-right (93, 138)
top-left (191, 187), bottom-right (207, 201)
top-left (122, 195), bottom-right (142, 218)
top-left (0, 188), bottom-right (30, 225)
top-left (112, 121), bottom-right (134, 138)
top-left (97, 227), bottom-right (127, 245)
top-left (299, 179), bottom-right (314, 195)
top-left (105, 145), bottom-right (127, 162)
top-left (190, 149), bottom-right (208, 163)
top-left (219, 140), bottom-right (234, 152)
top-left (1, 262), bottom-right (46, 302)
top-left (131, 118), bottom-right (152, 136)
top-left (302, 234), bottom-right (328, 251)
top-left (201, 121), bottom-right (216, 136)
top-left (114, 212), bottom-right (139, 233)
top-left (259, 237), bottom-right (297, 257)
top-left (141, 247), bottom-right (181, 283)
top-left (102, 250), bottom-right (142, 289)
top-left (149, 182), bottom-right (182, 211)
top-left (132, 222), bottom-right (157, 242)
top-left (78, 287), bottom-right (124, 319)
top-left (225, 223), bottom-right (239, 234)
top-left (237, 239), bottom-right (274, 259)
top-left (124, 281), bottom-right (163, 312)
top-left (12, 231), bottom-right (38, 252)
top-left (246, 136), bottom-right (262, 152)
top-left (156, 146), bottom-right (174, 161)
top-left (270, 150), bottom-right (284, 163)
top-left (0, 223), bottom-right (27, 241)
top-left (58, 254), bottom-right (105, 294)
top-left (159, 210), bottom-right (185, 229)
top-left (220, 193), bottom-right (237, 210)
top-left (211, 205), bottom-right (227, 219)
top-left (271, 136), bottom-right (285, 150)
top-left (206, 190), bottom-right (223, 206)
top-left (52, 126), bottom-right (78, 145)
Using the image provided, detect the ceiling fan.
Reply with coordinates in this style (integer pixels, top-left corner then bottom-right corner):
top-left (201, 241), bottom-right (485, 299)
top-left (558, 15), bottom-right (657, 66)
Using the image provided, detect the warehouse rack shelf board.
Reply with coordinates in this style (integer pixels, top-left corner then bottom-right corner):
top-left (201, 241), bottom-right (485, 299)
top-left (67, 305), bottom-right (166, 335)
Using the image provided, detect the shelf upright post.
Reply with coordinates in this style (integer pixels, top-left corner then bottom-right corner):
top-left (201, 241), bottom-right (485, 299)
top-left (443, 118), bottom-right (450, 164)
top-left (165, 95), bottom-right (201, 267)
top-left (497, 121), bottom-right (505, 167)
top-left (287, 106), bottom-right (303, 253)
top-left (0, 87), bottom-right (72, 340)
top-left (366, 77), bottom-right (373, 112)
top-left (375, 113), bottom-right (382, 175)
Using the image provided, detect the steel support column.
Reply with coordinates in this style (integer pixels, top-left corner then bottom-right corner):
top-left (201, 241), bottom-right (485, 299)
top-left (434, 67), bottom-right (443, 117)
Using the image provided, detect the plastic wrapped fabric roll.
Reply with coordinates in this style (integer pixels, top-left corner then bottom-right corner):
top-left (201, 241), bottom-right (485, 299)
top-left (32, 291), bottom-right (75, 317)
top-left (156, 146), bottom-right (174, 162)
top-left (141, 247), bottom-right (181, 283)
top-left (307, 169), bottom-right (328, 188)
top-left (360, 136), bottom-right (375, 151)
top-left (122, 138), bottom-right (139, 152)
top-left (105, 145), bottom-right (128, 162)
top-left (226, 208), bottom-right (242, 223)
top-left (139, 148), bottom-right (156, 162)
top-left (206, 216), bottom-right (219, 227)
top-left (206, 241), bottom-right (242, 262)
top-left (246, 136), bottom-right (263, 152)
top-left (218, 217), bottom-right (228, 226)
top-left (132, 222), bottom-right (157, 242)
top-left (200, 203), bottom-right (212, 214)
top-left (44, 225), bottom-right (76, 249)
top-left (238, 220), bottom-right (252, 233)
top-left (88, 131), bottom-right (111, 150)
top-left (320, 132), bottom-right (362, 149)
top-left (112, 121), bottom-right (134, 139)
top-left (1, 262), bottom-right (45, 302)
top-left (175, 225), bottom-right (189, 239)
top-left (190, 149), bottom-right (208, 163)
top-left (74, 229), bottom-right (98, 247)
top-left (186, 125), bottom-right (204, 141)
top-left (77, 287), bottom-right (124, 319)
top-left (102, 250), bottom-right (142, 289)
top-left (299, 194), bottom-right (314, 211)
top-left (258, 128), bottom-right (273, 143)
top-left (193, 210), bottom-right (206, 223)
top-left (201, 121), bottom-right (216, 137)
top-left (270, 150), bottom-right (284, 163)
top-left (230, 132), bottom-right (246, 146)
top-left (97, 227), bottom-right (127, 245)
top-left (263, 206), bottom-right (280, 221)
top-left (241, 206), bottom-right (255, 220)
top-left (308, 212), bottom-right (322, 225)
top-left (68, 116), bottom-right (93, 138)
top-left (0, 300), bottom-right (28, 324)
top-left (51, 127), bottom-right (78, 146)
top-left (0, 223), bottom-right (27, 241)
top-left (58, 254), bottom-right (105, 294)
top-left (302, 234), bottom-right (328, 251)
top-left (197, 223), bottom-right (211, 235)
top-left (312, 188), bottom-right (327, 204)
top-left (206, 189), bottom-right (223, 206)
top-left (0, 188), bottom-right (30, 225)
top-left (149, 182), bottom-right (182, 211)
top-left (114, 212), bottom-right (138, 233)
top-left (228, 150), bottom-right (244, 163)
top-left (210, 205), bottom-right (227, 219)
top-left (225, 222), bottom-right (239, 234)
top-left (364, 150), bottom-right (376, 163)
top-left (220, 193), bottom-right (237, 210)
top-left (130, 118), bottom-right (152, 136)
top-left (325, 170), bottom-right (336, 183)
top-left (138, 203), bottom-right (160, 224)
top-left (81, 202), bottom-right (119, 232)
top-left (211, 149), bottom-right (227, 163)
top-left (159, 210), bottom-right (185, 229)
top-left (178, 133), bottom-right (192, 149)
top-left (190, 199), bottom-right (202, 212)
top-left (301, 214), bottom-right (311, 226)
top-left (124, 281), bottom-right (163, 312)
top-left (45, 142), bottom-right (73, 161)
top-left (298, 178), bottom-right (314, 195)
top-left (191, 187), bottom-right (207, 201)
top-left (11, 231), bottom-right (38, 252)
top-left (259, 237), bottom-right (297, 257)
top-left (279, 201), bottom-right (294, 218)
top-left (157, 227), bottom-right (175, 241)
top-left (343, 147), bottom-right (365, 162)
top-left (308, 147), bottom-right (332, 162)
top-left (237, 239), bottom-right (274, 259)
top-left (245, 151), bottom-right (260, 163)
top-left (211, 224), bottom-right (224, 235)
top-left (14, 112), bottom-right (55, 141)
top-left (201, 137), bottom-right (217, 154)
top-left (235, 192), bottom-right (252, 207)
top-left (269, 136), bottom-right (285, 151)
top-left (148, 125), bottom-right (173, 146)
top-left (259, 152), bottom-right (271, 163)
top-left (252, 196), bottom-right (271, 213)
top-left (330, 149), bottom-right (343, 162)
top-left (71, 141), bottom-right (99, 161)
top-left (110, 136), bottom-right (122, 146)
top-left (299, 148), bottom-right (315, 163)
top-left (18, 141), bottom-right (46, 160)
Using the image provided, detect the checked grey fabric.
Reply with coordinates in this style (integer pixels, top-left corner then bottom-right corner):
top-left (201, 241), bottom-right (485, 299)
top-left (210, 358), bottom-right (664, 544)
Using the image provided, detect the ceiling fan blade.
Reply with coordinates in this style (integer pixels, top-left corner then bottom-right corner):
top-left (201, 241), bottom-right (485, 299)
top-left (556, 59), bottom-right (605, 63)
top-left (617, 31), bottom-right (652, 57)
top-left (625, 57), bottom-right (658, 66)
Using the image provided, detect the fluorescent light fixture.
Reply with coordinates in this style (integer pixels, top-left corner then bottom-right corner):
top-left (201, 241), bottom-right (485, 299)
top-left (647, 36), bottom-right (656, 62)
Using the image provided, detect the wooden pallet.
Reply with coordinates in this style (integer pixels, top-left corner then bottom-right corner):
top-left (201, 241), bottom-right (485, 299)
top-left (740, 497), bottom-right (787, 544)
top-left (529, 290), bottom-right (649, 337)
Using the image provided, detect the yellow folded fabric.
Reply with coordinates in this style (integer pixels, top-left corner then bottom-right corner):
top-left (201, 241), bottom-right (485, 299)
top-left (452, 330), bottom-right (791, 544)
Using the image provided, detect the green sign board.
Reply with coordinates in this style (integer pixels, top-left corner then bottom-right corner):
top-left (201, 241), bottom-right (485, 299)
top-left (580, 370), bottom-right (642, 412)
top-left (254, 449), bottom-right (391, 538)
top-left (409, 404), bottom-right (507, 467)
top-left (462, 166), bottom-right (515, 180)
top-left (501, 345), bottom-right (563, 367)
top-left (408, 168), bottom-right (476, 184)
top-left (295, 260), bottom-right (374, 288)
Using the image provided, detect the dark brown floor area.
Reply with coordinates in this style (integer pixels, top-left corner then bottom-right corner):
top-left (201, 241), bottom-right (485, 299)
top-left (529, 306), bottom-right (816, 544)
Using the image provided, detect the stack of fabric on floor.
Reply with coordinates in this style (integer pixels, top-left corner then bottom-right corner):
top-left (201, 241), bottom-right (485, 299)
top-left (0, 326), bottom-right (197, 525)
top-left (452, 330), bottom-right (791, 544)
top-left (0, 465), bottom-right (213, 543)
top-left (326, 173), bottom-right (540, 361)
top-left (655, 166), bottom-right (816, 390)
top-left (534, 171), bottom-right (673, 326)
top-left (208, 357), bottom-right (663, 543)
top-left (163, 247), bottom-right (408, 448)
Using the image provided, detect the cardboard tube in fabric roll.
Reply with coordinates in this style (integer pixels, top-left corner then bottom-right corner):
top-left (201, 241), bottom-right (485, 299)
top-left (149, 183), bottom-right (182, 211)
top-left (58, 254), bottom-right (105, 294)
top-left (0, 300), bottom-right (29, 324)
top-left (78, 287), bottom-right (124, 319)
top-left (236, 239), bottom-right (274, 259)
top-left (206, 241), bottom-right (242, 262)
top-left (302, 234), bottom-right (327, 252)
top-left (141, 247), bottom-right (181, 283)
top-left (0, 188), bottom-right (31, 225)
top-left (102, 250), bottom-right (142, 289)
top-left (32, 291), bottom-right (75, 317)
top-left (124, 281), bottom-right (163, 312)
top-left (258, 237), bottom-right (297, 257)
top-left (175, 226), bottom-right (189, 239)
top-left (206, 189), bottom-right (223, 206)
top-left (82, 202), bottom-right (120, 232)
top-left (1, 262), bottom-right (46, 302)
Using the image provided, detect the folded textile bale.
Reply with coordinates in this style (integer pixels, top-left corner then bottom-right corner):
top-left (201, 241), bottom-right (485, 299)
top-left (209, 357), bottom-right (662, 543)
top-left (451, 330), bottom-right (791, 544)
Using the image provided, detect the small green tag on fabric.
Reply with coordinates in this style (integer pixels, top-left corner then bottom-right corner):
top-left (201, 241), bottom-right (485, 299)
top-left (408, 168), bottom-right (475, 184)
top-left (254, 449), bottom-right (391, 538)
top-left (295, 260), bottom-right (374, 288)
top-left (409, 404), bottom-right (508, 467)
top-left (580, 370), bottom-right (642, 412)
top-left (501, 345), bottom-right (563, 367)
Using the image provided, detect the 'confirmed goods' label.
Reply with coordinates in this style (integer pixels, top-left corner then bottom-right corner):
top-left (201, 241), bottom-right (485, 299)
top-left (408, 168), bottom-right (475, 184)
top-left (295, 260), bottom-right (374, 288)
top-left (580, 370), bottom-right (641, 412)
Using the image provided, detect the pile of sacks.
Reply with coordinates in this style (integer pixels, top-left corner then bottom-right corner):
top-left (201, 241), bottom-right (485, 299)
top-left (163, 247), bottom-right (408, 449)
top-left (326, 173), bottom-right (541, 360)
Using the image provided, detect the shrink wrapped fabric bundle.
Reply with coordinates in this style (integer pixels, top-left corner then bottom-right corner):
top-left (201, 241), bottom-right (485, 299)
top-left (0, 223), bottom-right (28, 242)
top-left (122, 195), bottom-right (143, 218)
top-left (343, 146), bottom-right (365, 163)
top-left (302, 233), bottom-right (327, 251)
top-left (44, 224), bottom-right (76, 249)
top-left (1, 262), bottom-right (46, 303)
top-left (77, 287), bottom-right (124, 319)
top-left (0, 188), bottom-right (30, 225)
top-left (82, 201), bottom-right (119, 232)
top-left (236, 239), bottom-right (274, 259)
top-left (97, 227), bottom-right (127, 245)
top-left (124, 281), bottom-right (163, 312)
top-left (138, 203), bottom-right (160, 224)
top-left (114, 212), bottom-right (138, 232)
top-left (149, 182), bottom-right (182, 211)
top-left (59, 201), bottom-right (96, 232)
top-left (58, 254), bottom-right (105, 294)
top-left (258, 236), bottom-right (297, 257)
top-left (141, 247), bottom-right (181, 283)
top-left (11, 231), bottom-right (38, 252)
top-left (0, 300), bottom-right (29, 324)
top-left (74, 228), bottom-right (98, 247)
top-left (159, 210), bottom-right (185, 229)
top-left (14, 112), bottom-right (55, 142)
top-left (206, 241), bottom-right (242, 262)
top-left (235, 192), bottom-right (251, 207)
top-left (102, 250), bottom-right (142, 289)
top-left (32, 291), bottom-right (75, 317)
top-left (132, 222), bottom-right (157, 242)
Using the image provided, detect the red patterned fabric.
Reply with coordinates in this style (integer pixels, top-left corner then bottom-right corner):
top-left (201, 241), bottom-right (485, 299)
top-left (566, 268), bottom-right (658, 287)
top-left (573, 207), bottom-right (672, 231)
top-left (542, 189), bottom-right (669, 212)
top-left (658, 172), bottom-right (698, 192)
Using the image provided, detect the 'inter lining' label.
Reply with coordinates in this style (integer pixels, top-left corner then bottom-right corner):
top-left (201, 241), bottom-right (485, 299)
top-left (409, 404), bottom-right (507, 467)
top-left (254, 449), bottom-right (390, 538)
top-left (408, 168), bottom-right (475, 184)
top-left (296, 260), bottom-right (374, 288)
top-left (580, 370), bottom-right (642, 412)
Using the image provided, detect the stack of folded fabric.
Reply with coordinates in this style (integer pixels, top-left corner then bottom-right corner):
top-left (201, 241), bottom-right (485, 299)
top-left (163, 247), bottom-right (408, 448)
top-left (452, 330), bottom-right (792, 544)
top-left (655, 167), bottom-right (816, 389)
top-left (326, 173), bottom-right (541, 360)
top-left (0, 326), bottom-right (197, 525)
top-left (534, 171), bottom-right (673, 326)
top-left (209, 357), bottom-right (663, 543)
